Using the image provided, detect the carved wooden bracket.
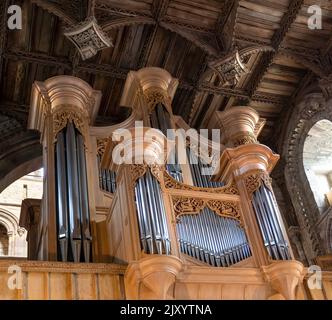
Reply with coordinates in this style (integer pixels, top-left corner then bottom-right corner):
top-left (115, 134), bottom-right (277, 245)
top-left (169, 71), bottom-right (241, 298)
top-left (172, 196), bottom-right (242, 225)
top-left (53, 109), bottom-right (87, 141)
top-left (238, 169), bottom-right (273, 199)
top-left (144, 87), bottom-right (173, 115)
top-left (129, 164), bottom-right (148, 187)
top-left (163, 170), bottom-right (239, 195)
top-left (96, 138), bottom-right (109, 157)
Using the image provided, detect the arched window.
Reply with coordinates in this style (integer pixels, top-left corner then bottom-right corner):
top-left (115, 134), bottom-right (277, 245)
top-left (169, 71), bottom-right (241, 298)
top-left (0, 223), bottom-right (9, 256)
top-left (0, 168), bottom-right (43, 257)
top-left (303, 120), bottom-right (332, 214)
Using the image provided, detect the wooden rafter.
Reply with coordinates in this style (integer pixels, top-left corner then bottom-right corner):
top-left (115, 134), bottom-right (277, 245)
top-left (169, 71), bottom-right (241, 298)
top-left (247, 0), bottom-right (305, 96)
top-left (31, 0), bottom-right (78, 25)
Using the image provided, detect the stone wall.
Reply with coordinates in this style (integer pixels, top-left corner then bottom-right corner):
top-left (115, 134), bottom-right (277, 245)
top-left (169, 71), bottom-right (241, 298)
top-left (0, 169), bottom-right (43, 257)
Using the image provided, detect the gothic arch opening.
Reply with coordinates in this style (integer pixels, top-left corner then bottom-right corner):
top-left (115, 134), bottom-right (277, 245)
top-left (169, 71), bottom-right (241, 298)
top-left (303, 119), bottom-right (332, 214)
top-left (0, 223), bottom-right (9, 256)
top-left (0, 168), bottom-right (43, 257)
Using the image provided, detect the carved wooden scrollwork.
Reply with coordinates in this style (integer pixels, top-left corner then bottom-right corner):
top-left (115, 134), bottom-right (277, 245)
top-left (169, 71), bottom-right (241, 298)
top-left (150, 164), bottom-right (163, 183)
top-left (129, 164), bottom-right (165, 187)
top-left (53, 110), bottom-right (86, 140)
top-left (232, 132), bottom-right (257, 147)
top-left (240, 169), bottom-right (273, 198)
top-left (163, 170), bottom-right (239, 195)
top-left (130, 164), bottom-right (148, 187)
top-left (97, 138), bottom-right (109, 157)
top-left (173, 197), bottom-right (205, 216)
top-left (172, 196), bottom-right (242, 224)
top-left (207, 200), bottom-right (241, 222)
top-left (144, 88), bottom-right (172, 114)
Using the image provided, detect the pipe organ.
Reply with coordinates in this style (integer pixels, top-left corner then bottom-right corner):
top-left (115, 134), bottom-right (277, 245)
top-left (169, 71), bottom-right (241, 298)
top-left (55, 122), bottom-right (92, 262)
top-left (252, 185), bottom-right (291, 260)
top-left (134, 169), bottom-right (171, 255)
top-left (25, 68), bottom-right (308, 300)
top-left (98, 155), bottom-right (117, 194)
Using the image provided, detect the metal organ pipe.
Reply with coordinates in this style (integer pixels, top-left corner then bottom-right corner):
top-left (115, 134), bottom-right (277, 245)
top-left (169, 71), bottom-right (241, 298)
top-left (76, 134), bottom-right (92, 262)
top-left (98, 155), bottom-right (116, 193)
top-left (55, 122), bottom-right (92, 262)
top-left (252, 185), bottom-right (291, 260)
top-left (55, 131), bottom-right (69, 261)
top-left (150, 103), bottom-right (183, 182)
top-left (65, 122), bottom-right (82, 262)
top-left (134, 169), bottom-right (171, 255)
top-left (146, 101), bottom-right (251, 266)
top-left (186, 148), bottom-right (224, 189)
top-left (176, 209), bottom-right (251, 267)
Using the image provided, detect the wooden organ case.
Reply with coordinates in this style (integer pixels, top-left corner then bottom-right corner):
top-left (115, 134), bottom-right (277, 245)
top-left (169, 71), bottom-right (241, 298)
top-left (25, 68), bottom-right (309, 300)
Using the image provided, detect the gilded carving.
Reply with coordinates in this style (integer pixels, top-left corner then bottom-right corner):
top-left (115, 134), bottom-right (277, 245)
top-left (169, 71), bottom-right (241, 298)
top-left (172, 196), bottom-right (242, 224)
top-left (240, 170), bottom-right (273, 198)
top-left (173, 197), bottom-right (205, 216)
top-left (97, 138), bottom-right (109, 157)
top-left (53, 110), bottom-right (86, 139)
top-left (163, 170), bottom-right (239, 195)
top-left (130, 164), bottom-right (148, 187)
top-left (150, 164), bottom-right (163, 183)
top-left (206, 200), bottom-right (241, 223)
top-left (144, 88), bottom-right (172, 114)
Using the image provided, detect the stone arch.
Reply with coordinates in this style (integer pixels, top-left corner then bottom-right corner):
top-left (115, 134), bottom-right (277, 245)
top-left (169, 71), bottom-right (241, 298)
top-left (0, 156), bottom-right (42, 193)
top-left (303, 119), bottom-right (332, 213)
top-left (0, 223), bottom-right (9, 256)
top-left (283, 91), bottom-right (332, 262)
top-left (0, 209), bottom-right (23, 256)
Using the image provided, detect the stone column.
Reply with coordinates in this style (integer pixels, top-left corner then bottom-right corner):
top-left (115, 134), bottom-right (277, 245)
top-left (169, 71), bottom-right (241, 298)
top-left (28, 76), bottom-right (101, 261)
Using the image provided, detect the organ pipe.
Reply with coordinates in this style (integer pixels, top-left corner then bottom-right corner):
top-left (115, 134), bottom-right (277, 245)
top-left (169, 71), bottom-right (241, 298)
top-left (150, 103), bottom-right (183, 182)
top-left (55, 131), bottom-right (69, 261)
top-left (186, 147), bottom-right (224, 189)
top-left (134, 168), bottom-right (171, 255)
top-left (177, 209), bottom-right (251, 267)
top-left (252, 184), bottom-right (291, 260)
top-left (98, 154), bottom-right (117, 193)
top-left (76, 133), bottom-right (92, 262)
top-left (148, 101), bottom-right (252, 266)
top-left (55, 122), bottom-right (92, 262)
top-left (65, 122), bottom-right (82, 262)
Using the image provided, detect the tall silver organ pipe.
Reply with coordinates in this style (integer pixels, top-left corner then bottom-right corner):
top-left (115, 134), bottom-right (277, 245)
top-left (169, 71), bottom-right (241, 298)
top-left (134, 169), bottom-right (171, 255)
top-left (98, 154), bottom-right (116, 193)
top-left (55, 122), bottom-right (92, 262)
top-left (186, 147), bottom-right (224, 188)
top-left (150, 103), bottom-right (183, 182)
top-left (252, 185), bottom-right (291, 260)
top-left (177, 209), bottom-right (251, 267)
top-left (55, 131), bottom-right (69, 261)
top-left (76, 134), bottom-right (92, 263)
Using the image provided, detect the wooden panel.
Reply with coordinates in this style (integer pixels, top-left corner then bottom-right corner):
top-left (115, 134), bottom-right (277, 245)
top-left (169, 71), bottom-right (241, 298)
top-left (98, 274), bottom-right (124, 300)
top-left (221, 284), bottom-right (245, 300)
top-left (244, 284), bottom-right (273, 300)
top-left (27, 272), bottom-right (48, 300)
top-left (0, 272), bottom-right (20, 300)
top-left (76, 274), bottom-right (98, 300)
top-left (49, 273), bottom-right (73, 300)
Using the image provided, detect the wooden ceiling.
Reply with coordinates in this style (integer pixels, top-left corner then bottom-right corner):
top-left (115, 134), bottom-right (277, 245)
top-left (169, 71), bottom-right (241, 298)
top-left (1, 0), bottom-right (332, 179)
